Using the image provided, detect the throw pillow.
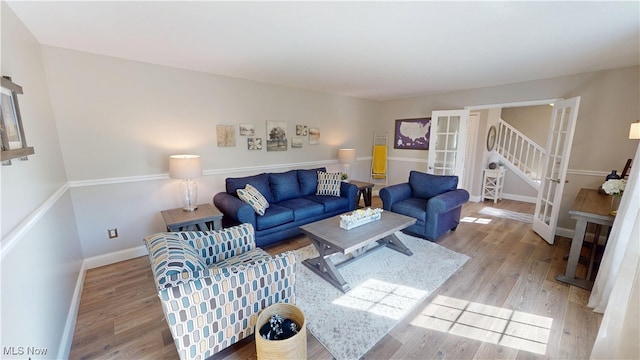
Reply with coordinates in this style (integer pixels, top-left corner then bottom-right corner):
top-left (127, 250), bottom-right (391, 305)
top-left (316, 171), bottom-right (342, 197)
top-left (237, 184), bottom-right (270, 215)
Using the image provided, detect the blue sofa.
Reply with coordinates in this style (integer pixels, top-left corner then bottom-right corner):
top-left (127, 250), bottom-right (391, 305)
top-left (380, 171), bottom-right (469, 241)
top-left (213, 168), bottom-right (358, 247)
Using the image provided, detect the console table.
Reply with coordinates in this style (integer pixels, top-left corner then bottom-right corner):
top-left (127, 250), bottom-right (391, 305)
top-left (161, 203), bottom-right (223, 232)
top-left (555, 188), bottom-right (614, 290)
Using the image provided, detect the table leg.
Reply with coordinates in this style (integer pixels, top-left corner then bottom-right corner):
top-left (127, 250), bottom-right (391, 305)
top-left (212, 218), bottom-right (222, 230)
top-left (555, 219), bottom-right (593, 289)
top-left (378, 233), bottom-right (413, 256)
top-left (302, 237), bottom-right (351, 293)
top-left (364, 188), bottom-right (372, 207)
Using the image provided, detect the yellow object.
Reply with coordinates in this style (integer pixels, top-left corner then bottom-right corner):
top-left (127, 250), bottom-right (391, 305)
top-left (372, 145), bottom-right (387, 175)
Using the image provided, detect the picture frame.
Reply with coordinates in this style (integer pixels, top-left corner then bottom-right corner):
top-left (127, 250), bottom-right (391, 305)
top-left (394, 117), bottom-right (431, 150)
top-left (309, 127), bottom-right (320, 145)
top-left (291, 137), bottom-right (303, 148)
top-left (266, 120), bottom-right (287, 151)
top-left (1, 76), bottom-right (34, 163)
top-left (486, 125), bottom-right (497, 151)
top-left (216, 124), bottom-right (236, 147)
top-left (247, 137), bottom-right (263, 150)
top-left (239, 123), bottom-right (255, 136)
top-left (296, 125), bottom-right (308, 136)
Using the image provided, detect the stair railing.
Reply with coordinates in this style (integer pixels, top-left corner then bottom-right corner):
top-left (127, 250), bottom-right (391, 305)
top-left (496, 119), bottom-right (546, 189)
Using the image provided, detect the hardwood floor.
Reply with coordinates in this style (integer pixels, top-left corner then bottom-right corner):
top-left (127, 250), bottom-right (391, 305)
top-left (69, 198), bottom-right (602, 359)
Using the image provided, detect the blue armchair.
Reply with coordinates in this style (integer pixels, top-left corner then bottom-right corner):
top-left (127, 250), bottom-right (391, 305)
top-left (380, 171), bottom-right (469, 240)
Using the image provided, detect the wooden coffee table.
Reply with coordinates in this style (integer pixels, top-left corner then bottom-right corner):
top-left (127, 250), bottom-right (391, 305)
top-left (299, 211), bottom-right (417, 292)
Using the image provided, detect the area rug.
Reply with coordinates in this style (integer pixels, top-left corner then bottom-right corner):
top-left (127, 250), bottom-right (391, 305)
top-left (479, 206), bottom-right (534, 223)
top-left (293, 231), bottom-right (469, 360)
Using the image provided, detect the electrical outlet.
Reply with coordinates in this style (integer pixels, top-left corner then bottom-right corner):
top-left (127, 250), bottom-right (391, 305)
top-left (108, 228), bottom-right (118, 239)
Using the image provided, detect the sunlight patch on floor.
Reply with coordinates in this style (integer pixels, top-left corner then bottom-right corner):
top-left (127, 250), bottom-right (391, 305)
top-left (411, 295), bottom-right (552, 355)
top-left (333, 278), bottom-right (428, 320)
top-left (461, 216), bottom-right (492, 224)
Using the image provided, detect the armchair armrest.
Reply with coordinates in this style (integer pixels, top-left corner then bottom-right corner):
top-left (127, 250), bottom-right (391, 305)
top-left (158, 252), bottom-right (297, 359)
top-left (379, 183), bottom-right (412, 210)
top-left (214, 192), bottom-right (257, 227)
top-left (427, 189), bottom-right (470, 213)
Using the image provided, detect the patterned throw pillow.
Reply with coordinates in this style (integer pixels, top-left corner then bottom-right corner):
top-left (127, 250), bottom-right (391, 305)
top-left (237, 184), bottom-right (270, 215)
top-left (316, 171), bottom-right (342, 197)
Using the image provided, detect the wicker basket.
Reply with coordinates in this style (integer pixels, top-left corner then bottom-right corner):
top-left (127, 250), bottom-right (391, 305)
top-left (255, 303), bottom-right (307, 360)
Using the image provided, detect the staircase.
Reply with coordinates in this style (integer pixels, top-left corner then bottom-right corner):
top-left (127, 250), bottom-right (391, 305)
top-left (495, 119), bottom-right (545, 190)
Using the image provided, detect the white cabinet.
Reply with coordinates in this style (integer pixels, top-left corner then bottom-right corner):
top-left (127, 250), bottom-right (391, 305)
top-left (482, 169), bottom-right (505, 203)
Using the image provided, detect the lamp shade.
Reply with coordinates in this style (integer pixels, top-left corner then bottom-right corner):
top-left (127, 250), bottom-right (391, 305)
top-left (629, 121), bottom-right (640, 140)
top-left (338, 149), bottom-right (356, 165)
top-left (169, 155), bottom-right (202, 179)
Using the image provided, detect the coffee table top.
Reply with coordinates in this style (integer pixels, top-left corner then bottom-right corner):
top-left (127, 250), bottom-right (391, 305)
top-left (299, 211), bottom-right (416, 254)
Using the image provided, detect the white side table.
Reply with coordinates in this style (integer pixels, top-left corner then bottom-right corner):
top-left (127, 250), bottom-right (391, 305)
top-left (482, 169), bottom-right (505, 203)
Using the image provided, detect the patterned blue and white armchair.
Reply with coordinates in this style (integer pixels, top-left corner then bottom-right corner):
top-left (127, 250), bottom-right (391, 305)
top-left (143, 223), bottom-right (297, 360)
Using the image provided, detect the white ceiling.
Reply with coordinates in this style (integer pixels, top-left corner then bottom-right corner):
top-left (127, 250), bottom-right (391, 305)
top-left (6, 1), bottom-right (640, 101)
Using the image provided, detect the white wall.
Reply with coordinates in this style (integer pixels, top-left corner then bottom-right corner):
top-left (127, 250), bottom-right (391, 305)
top-left (378, 66), bottom-right (640, 229)
top-left (1, 3), bottom-right (83, 358)
top-left (40, 46), bottom-right (381, 258)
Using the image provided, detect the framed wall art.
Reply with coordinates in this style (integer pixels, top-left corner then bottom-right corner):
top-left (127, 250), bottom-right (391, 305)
top-left (309, 127), bottom-right (320, 145)
top-left (247, 137), bottom-right (263, 150)
top-left (266, 121), bottom-right (287, 151)
top-left (291, 137), bottom-right (303, 148)
top-left (216, 124), bottom-right (236, 147)
top-left (239, 123), bottom-right (255, 136)
top-left (1, 76), bottom-right (35, 164)
top-left (296, 125), bottom-right (308, 136)
top-left (394, 117), bottom-right (431, 150)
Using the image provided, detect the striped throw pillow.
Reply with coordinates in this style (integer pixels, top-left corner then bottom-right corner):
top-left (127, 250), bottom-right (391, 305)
top-left (316, 171), bottom-right (342, 196)
top-left (237, 184), bottom-right (269, 215)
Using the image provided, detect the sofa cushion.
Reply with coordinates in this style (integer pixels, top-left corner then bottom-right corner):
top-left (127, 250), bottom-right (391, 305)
top-left (255, 204), bottom-right (294, 231)
top-left (298, 167), bottom-right (326, 196)
top-left (316, 171), bottom-right (342, 196)
top-left (409, 171), bottom-right (458, 199)
top-left (391, 197), bottom-right (429, 221)
top-left (237, 184), bottom-right (270, 215)
top-left (226, 173), bottom-right (275, 203)
top-left (304, 195), bottom-right (350, 213)
top-left (277, 198), bottom-right (325, 221)
top-left (269, 170), bottom-right (302, 202)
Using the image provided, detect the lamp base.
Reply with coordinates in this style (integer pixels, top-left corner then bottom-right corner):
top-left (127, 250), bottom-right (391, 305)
top-left (179, 179), bottom-right (198, 212)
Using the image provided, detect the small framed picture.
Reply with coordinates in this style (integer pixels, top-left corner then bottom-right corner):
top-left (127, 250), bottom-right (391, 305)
top-left (266, 120), bottom-right (287, 151)
top-left (216, 124), bottom-right (236, 147)
top-left (239, 123), bottom-right (255, 136)
top-left (291, 137), bottom-right (303, 148)
top-left (309, 127), bottom-right (320, 145)
top-left (296, 125), bottom-right (308, 136)
top-left (247, 137), bottom-right (263, 150)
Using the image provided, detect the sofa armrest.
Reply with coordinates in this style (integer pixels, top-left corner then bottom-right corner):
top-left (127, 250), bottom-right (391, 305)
top-left (214, 192), bottom-right (257, 227)
top-left (158, 252), bottom-right (297, 359)
top-left (427, 189), bottom-right (470, 213)
top-left (340, 182), bottom-right (359, 210)
top-left (379, 183), bottom-right (412, 210)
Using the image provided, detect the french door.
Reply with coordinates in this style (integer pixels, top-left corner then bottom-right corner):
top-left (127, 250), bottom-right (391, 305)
top-left (533, 97), bottom-right (581, 244)
top-left (428, 110), bottom-right (469, 187)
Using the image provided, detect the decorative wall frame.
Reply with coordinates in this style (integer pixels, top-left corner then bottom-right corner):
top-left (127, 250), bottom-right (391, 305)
top-left (247, 137), bottom-right (263, 150)
top-left (266, 121), bottom-right (287, 151)
top-left (216, 124), bottom-right (236, 147)
top-left (486, 125), bottom-right (497, 151)
top-left (394, 117), bottom-right (431, 150)
top-left (296, 125), bottom-right (308, 136)
top-left (1, 76), bottom-right (34, 164)
top-left (309, 127), bottom-right (320, 145)
top-left (239, 123), bottom-right (254, 136)
top-left (291, 137), bottom-right (303, 148)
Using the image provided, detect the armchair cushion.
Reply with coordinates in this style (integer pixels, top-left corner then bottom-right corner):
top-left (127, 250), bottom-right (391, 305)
top-left (409, 171), bottom-right (458, 199)
top-left (237, 184), bottom-right (270, 215)
top-left (144, 233), bottom-right (207, 289)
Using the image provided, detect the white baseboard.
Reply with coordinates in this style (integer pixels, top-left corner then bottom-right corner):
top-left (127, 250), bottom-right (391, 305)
top-left (84, 245), bottom-right (149, 269)
top-left (502, 193), bottom-right (537, 203)
top-left (58, 261), bottom-right (86, 359)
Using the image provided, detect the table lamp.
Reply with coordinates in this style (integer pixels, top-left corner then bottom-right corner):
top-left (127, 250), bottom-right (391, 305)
top-left (338, 148), bottom-right (356, 179)
top-left (629, 120), bottom-right (640, 140)
top-left (169, 155), bottom-right (202, 211)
